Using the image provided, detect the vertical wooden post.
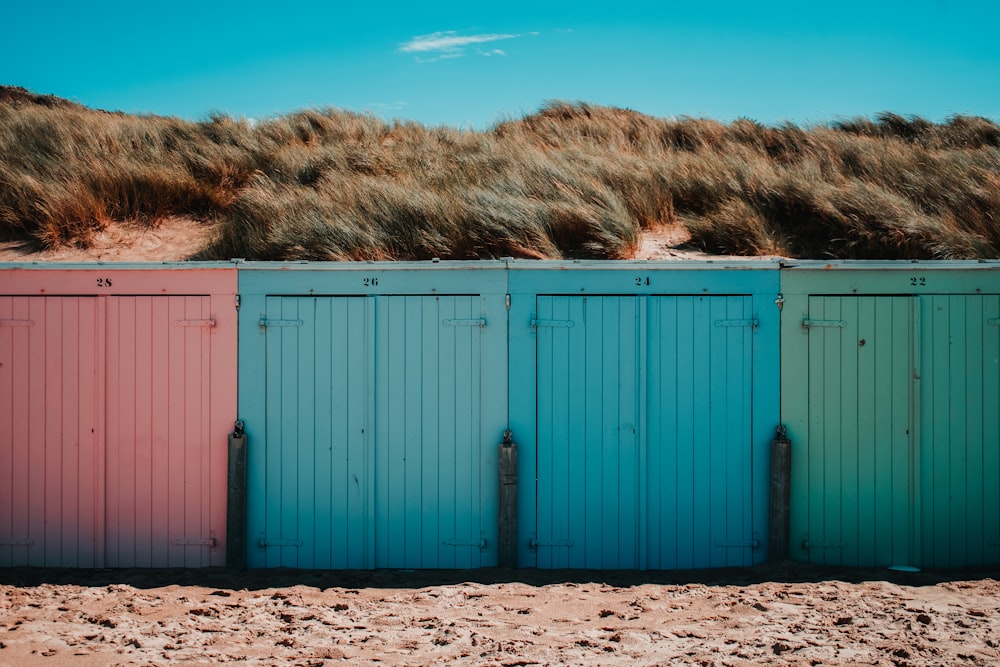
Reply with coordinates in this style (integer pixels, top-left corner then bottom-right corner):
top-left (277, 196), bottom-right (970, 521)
top-left (227, 420), bottom-right (247, 570)
top-left (770, 425), bottom-right (791, 562)
top-left (499, 430), bottom-right (518, 568)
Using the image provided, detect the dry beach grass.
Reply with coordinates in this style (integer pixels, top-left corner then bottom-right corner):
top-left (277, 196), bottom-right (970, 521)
top-left (2, 86), bottom-right (999, 262)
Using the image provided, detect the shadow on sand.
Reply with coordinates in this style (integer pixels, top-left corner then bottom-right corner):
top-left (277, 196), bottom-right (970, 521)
top-left (2, 561), bottom-right (998, 591)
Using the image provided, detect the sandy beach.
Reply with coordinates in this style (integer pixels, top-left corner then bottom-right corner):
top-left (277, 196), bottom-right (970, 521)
top-left (2, 562), bottom-right (998, 666)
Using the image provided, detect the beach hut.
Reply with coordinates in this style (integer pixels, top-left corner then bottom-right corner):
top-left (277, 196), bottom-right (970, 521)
top-left (781, 261), bottom-right (1000, 569)
top-left (237, 261), bottom-right (509, 569)
top-left (507, 260), bottom-right (781, 569)
top-left (0, 263), bottom-right (238, 567)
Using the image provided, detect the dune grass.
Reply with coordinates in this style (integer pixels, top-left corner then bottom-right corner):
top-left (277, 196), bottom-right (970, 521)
top-left (1, 87), bottom-right (998, 260)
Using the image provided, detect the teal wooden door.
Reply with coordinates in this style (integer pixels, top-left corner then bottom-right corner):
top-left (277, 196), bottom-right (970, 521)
top-left (646, 295), bottom-right (756, 569)
top-left (921, 295), bottom-right (1000, 568)
top-left (373, 296), bottom-right (488, 569)
top-left (256, 295), bottom-right (490, 568)
top-left (795, 296), bottom-right (917, 567)
top-left (534, 295), bottom-right (757, 569)
top-left (534, 296), bottom-right (642, 569)
top-left (260, 296), bottom-right (373, 568)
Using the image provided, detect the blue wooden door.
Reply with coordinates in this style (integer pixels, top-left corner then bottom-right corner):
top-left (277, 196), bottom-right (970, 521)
top-left (373, 296), bottom-right (489, 568)
top-left (534, 296), bottom-right (642, 569)
top-left (257, 295), bottom-right (490, 568)
top-left (793, 296), bottom-right (917, 567)
top-left (646, 295), bottom-right (756, 569)
top-left (534, 295), bottom-right (757, 569)
top-left (259, 296), bottom-right (374, 568)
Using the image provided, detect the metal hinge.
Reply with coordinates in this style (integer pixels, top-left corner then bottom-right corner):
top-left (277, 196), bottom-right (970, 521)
top-left (802, 319), bottom-right (847, 330)
top-left (443, 318), bottom-right (487, 327)
top-left (987, 318), bottom-right (1000, 326)
top-left (443, 538), bottom-right (488, 550)
top-left (258, 537), bottom-right (303, 548)
top-left (0, 538), bottom-right (34, 546)
top-left (531, 319), bottom-right (575, 329)
top-left (173, 319), bottom-right (216, 328)
top-left (802, 540), bottom-right (848, 550)
top-left (0, 319), bottom-right (34, 327)
top-left (259, 318), bottom-right (304, 328)
top-left (235, 294), bottom-right (241, 311)
top-left (505, 294), bottom-right (511, 311)
top-left (171, 537), bottom-right (217, 548)
top-left (715, 539), bottom-right (760, 549)
top-left (714, 319), bottom-right (759, 329)
top-left (529, 537), bottom-right (575, 550)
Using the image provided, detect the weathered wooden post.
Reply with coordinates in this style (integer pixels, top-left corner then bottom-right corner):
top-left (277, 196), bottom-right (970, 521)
top-left (227, 420), bottom-right (247, 570)
top-left (770, 424), bottom-right (791, 562)
top-left (498, 430), bottom-right (518, 568)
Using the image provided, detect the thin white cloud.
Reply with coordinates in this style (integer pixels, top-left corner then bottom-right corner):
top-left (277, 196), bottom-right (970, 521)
top-left (399, 31), bottom-right (521, 58)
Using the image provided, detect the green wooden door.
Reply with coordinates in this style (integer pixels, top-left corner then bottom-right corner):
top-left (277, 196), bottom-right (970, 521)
top-left (921, 295), bottom-right (1000, 568)
top-left (794, 296), bottom-right (918, 567)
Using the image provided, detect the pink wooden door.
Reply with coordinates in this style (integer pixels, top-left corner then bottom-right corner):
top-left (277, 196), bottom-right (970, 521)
top-left (2, 289), bottom-right (231, 568)
top-left (104, 296), bottom-right (225, 567)
top-left (0, 297), bottom-right (101, 567)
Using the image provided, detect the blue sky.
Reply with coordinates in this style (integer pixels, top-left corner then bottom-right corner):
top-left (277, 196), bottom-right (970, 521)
top-left (4, 1), bottom-right (998, 128)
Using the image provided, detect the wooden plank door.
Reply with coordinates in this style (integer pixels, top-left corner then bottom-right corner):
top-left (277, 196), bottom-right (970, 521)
top-left (257, 296), bottom-right (373, 568)
top-left (645, 295), bottom-right (756, 569)
top-left (534, 295), bottom-right (643, 569)
top-left (104, 296), bottom-right (224, 567)
top-left (256, 294), bottom-right (491, 569)
top-left (0, 297), bottom-right (101, 567)
top-left (534, 294), bottom-right (758, 570)
top-left (796, 296), bottom-right (917, 567)
top-left (374, 296), bottom-right (489, 568)
top-left (920, 295), bottom-right (1000, 567)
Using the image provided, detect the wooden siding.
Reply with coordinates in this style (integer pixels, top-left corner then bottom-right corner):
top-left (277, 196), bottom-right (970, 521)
top-left (15, 261), bottom-right (999, 572)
